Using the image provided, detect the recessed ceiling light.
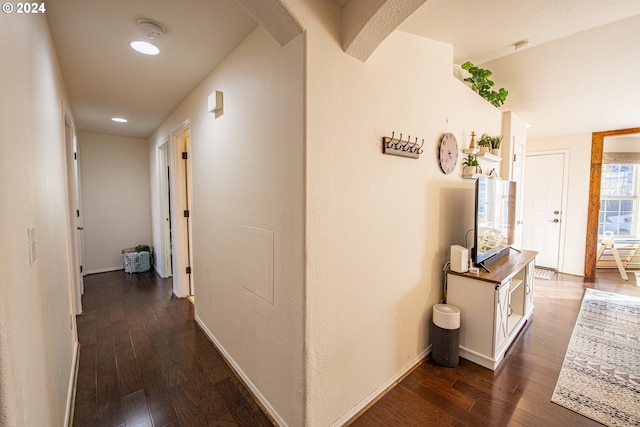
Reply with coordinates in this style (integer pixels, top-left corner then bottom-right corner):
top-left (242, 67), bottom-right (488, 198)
top-left (130, 40), bottom-right (160, 56)
top-left (112, 117), bottom-right (128, 123)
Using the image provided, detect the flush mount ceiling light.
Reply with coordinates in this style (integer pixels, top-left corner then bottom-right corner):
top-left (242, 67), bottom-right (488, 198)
top-left (130, 40), bottom-right (160, 55)
top-left (112, 117), bottom-right (128, 123)
top-left (130, 18), bottom-right (165, 55)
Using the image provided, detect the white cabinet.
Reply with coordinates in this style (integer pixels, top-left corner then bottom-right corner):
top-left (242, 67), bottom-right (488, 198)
top-left (446, 250), bottom-right (537, 370)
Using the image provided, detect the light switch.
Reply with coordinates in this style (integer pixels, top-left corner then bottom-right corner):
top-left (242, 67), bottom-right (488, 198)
top-left (28, 227), bottom-right (37, 264)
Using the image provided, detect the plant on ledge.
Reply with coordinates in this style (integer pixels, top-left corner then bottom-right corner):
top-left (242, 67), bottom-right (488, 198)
top-left (461, 61), bottom-right (509, 107)
top-left (462, 154), bottom-right (481, 175)
top-left (479, 134), bottom-right (503, 149)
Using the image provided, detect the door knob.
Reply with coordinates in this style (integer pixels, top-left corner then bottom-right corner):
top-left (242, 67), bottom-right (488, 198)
top-left (554, 210), bottom-right (560, 215)
top-left (548, 219), bottom-right (559, 223)
top-left (77, 226), bottom-right (84, 230)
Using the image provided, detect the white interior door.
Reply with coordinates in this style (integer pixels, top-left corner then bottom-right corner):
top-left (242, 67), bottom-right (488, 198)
top-left (73, 133), bottom-right (85, 292)
top-left (158, 142), bottom-right (173, 278)
top-left (522, 152), bottom-right (566, 269)
top-left (169, 122), bottom-right (194, 298)
top-left (64, 116), bottom-right (83, 315)
top-left (512, 138), bottom-right (525, 248)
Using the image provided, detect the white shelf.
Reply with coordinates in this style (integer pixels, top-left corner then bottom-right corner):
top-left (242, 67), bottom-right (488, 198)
top-left (463, 148), bottom-right (479, 155)
top-left (508, 313), bottom-right (524, 334)
top-left (462, 173), bottom-right (495, 180)
top-left (477, 152), bottom-right (501, 162)
top-left (510, 278), bottom-right (523, 292)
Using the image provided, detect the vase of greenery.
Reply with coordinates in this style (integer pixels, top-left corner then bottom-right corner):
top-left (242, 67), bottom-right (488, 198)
top-left (478, 134), bottom-right (491, 153)
top-left (490, 135), bottom-right (503, 156)
top-left (462, 155), bottom-right (481, 175)
top-left (460, 61), bottom-right (508, 107)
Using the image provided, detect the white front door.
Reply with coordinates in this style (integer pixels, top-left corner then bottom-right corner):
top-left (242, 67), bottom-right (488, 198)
top-left (522, 152), bottom-right (566, 269)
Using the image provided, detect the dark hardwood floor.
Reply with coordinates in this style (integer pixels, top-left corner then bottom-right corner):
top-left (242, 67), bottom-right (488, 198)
top-left (72, 270), bottom-right (273, 427)
top-left (73, 269), bottom-right (640, 426)
top-left (351, 270), bottom-right (640, 426)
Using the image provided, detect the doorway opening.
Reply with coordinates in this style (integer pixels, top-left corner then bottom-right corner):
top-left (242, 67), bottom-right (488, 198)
top-left (585, 127), bottom-right (640, 278)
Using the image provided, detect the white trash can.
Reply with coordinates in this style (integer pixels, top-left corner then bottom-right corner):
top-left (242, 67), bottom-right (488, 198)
top-left (432, 304), bottom-right (460, 367)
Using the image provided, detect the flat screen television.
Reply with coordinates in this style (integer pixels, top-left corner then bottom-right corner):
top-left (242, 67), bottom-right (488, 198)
top-left (473, 177), bottom-right (517, 269)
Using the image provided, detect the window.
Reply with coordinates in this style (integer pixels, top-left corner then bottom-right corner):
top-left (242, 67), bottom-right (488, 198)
top-left (599, 164), bottom-right (638, 237)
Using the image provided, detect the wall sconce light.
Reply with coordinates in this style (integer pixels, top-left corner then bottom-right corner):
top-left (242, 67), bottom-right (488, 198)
top-left (208, 91), bottom-right (223, 118)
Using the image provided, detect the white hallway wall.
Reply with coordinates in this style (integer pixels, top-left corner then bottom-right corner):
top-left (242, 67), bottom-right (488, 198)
top-left (296, 1), bottom-right (502, 423)
top-left (149, 27), bottom-right (305, 426)
top-left (79, 131), bottom-right (152, 273)
top-left (151, 2), bottom-right (505, 426)
top-left (0, 14), bottom-right (77, 426)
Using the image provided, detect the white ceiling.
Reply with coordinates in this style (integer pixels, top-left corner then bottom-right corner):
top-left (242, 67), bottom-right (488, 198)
top-left (398, 0), bottom-right (640, 138)
top-left (46, 0), bottom-right (640, 140)
top-left (399, 0), bottom-right (640, 64)
top-left (46, 0), bottom-right (258, 138)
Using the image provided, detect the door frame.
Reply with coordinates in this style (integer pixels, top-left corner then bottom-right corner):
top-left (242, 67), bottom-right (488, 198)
top-left (585, 127), bottom-right (640, 278)
top-left (511, 138), bottom-right (525, 248)
top-left (157, 139), bottom-right (173, 278)
top-left (524, 149), bottom-right (570, 271)
top-left (169, 119), bottom-right (194, 297)
top-left (63, 108), bottom-right (83, 315)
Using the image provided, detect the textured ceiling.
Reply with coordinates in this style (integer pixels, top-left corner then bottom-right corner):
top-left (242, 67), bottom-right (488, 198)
top-left (46, 0), bottom-right (640, 140)
top-left (46, 0), bottom-right (258, 138)
top-left (481, 14), bottom-right (640, 138)
top-left (399, 0), bottom-right (640, 64)
top-left (398, 0), bottom-right (640, 138)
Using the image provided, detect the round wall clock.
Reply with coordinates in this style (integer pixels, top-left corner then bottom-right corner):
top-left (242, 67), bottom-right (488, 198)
top-left (439, 133), bottom-right (459, 174)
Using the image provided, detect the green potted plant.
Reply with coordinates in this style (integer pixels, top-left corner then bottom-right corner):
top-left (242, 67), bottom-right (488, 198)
top-left (478, 134), bottom-right (492, 153)
top-left (490, 135), bottom-right (503, 156)
top-left (460, 61), bottom-right (508, 107)
top-left (462, 155), bottom-right (481, 176)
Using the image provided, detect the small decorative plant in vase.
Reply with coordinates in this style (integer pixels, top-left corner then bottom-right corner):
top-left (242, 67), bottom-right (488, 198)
top-left (490, 135), bottom-right (503, 156)
top-left (463, 155), bottom-right (481, 176)
top-left (478, 134), bottom-right (492, 154)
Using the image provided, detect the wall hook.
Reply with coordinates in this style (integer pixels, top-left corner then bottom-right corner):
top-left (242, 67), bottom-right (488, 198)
top-left (385, 131), bottom-right (394, 148)
top-left (394, 133), bottom-right (403, 149)
top-left (401, 135), bottom-right (411, 151)
top-left (407, 137), bottom-right (418, 153)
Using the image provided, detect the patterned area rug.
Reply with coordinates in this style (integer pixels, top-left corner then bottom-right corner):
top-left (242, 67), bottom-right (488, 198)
top-left (551, 289), bottom-right (640, 426)
top-left (534, 268), bottom-right (556, 280)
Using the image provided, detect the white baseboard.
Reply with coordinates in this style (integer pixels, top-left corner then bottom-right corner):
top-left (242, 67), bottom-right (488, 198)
top-left (65, 341), bottom-right (80, 427)
top-left (330, 346), bottom-right (431, 427)
top-left (194, 315), bottom-right (287, 427)
top-left (153, 264), bottom-right (171, 279)
top-left (194, 315), bottom-right (430, 427)
top-left (84, 266), bottom-right (123, 275)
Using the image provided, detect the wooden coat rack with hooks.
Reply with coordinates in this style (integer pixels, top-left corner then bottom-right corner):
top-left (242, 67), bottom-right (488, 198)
top-left (382, 132), bottom-right (424, 159)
